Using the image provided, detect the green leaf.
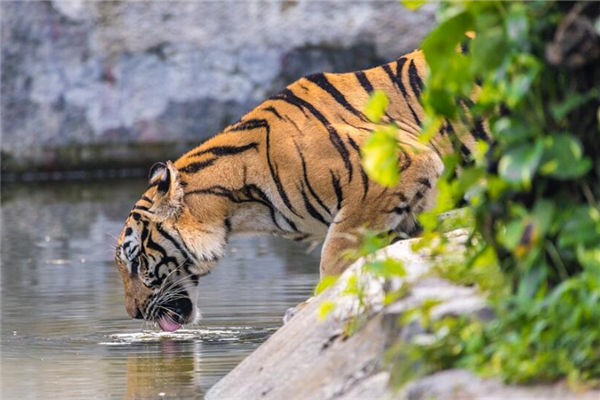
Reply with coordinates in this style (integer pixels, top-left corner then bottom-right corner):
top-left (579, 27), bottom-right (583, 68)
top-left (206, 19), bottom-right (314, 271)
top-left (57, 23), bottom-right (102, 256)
top-left (499, 218), bottom-right (526, 251)
top-left (471, 26), bottom-right (506, 71)
top-left (498, 140), bottom-right (544, 185)
top-left (531, 200), bottom-right (555, 238)
top-left (367, 258), bottom-right (406, 277)
top-left (576, 245), bottom-right (600, 271)
top-left (364, 90), bottom-right (389, 123)
top-left (318, 300), bottom-right (336, 321)
top-left (492, 116), bottom-right (536, 145)
top-left (505, 54), bottom-right (541, 108)
top-left (550, 89), bottom-right (599, 121)
top-left (361, 126), bottom-right (400, 186)
top-left (424, 88), bottom-right (456, 118)
top-left (505, 3), bottom-right (529, 48)
top-left (401, 0), bottom-right (426, 11)
top-left (539, 135), bottom-right (591, 179)
top-left (314, 275), bottom-right (338, 295)
top-left (422, 11), bottom-right (474, 74)
top-left (419, 115), bottom-right (443, 144)
top-left (559, 206), bottom-right (600, 248)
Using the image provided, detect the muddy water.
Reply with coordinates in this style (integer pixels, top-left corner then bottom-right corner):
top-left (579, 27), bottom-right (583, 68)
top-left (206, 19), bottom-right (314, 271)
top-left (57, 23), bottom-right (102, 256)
top-left (1, 179), bottom-right (320, 399)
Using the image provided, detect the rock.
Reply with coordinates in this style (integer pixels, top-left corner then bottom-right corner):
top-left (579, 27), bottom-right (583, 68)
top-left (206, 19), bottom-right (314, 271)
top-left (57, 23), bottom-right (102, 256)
top-left (402, 369), bottom-right (600, 400)
top-left (1, 1), bottom-right (437, 175)
top-left (206, 230), bottom-right (600, 399)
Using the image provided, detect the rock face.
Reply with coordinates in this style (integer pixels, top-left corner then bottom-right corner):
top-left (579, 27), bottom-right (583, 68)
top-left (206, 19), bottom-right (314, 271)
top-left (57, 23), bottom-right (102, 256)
top-left (206, 232), bottom-right (600, 400)
top-left (1, 1), bottom-right (436, 175)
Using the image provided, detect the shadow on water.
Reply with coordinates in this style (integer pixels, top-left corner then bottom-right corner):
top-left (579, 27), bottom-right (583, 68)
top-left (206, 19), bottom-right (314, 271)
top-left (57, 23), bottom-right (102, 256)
top-left (1, 179), bottom-right (320, 399)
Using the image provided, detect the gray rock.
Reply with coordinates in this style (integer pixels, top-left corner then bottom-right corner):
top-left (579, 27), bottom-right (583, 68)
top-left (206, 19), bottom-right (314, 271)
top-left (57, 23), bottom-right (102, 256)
top-left (206, 231), bottom-right (600, 400)
top-left (402, 369), bottom-right (600, 400)
top-left (1, 1), bottom-right (436, 174)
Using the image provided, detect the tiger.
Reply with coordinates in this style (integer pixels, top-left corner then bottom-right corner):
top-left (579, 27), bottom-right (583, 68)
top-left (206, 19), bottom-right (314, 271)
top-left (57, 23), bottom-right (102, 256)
top-left (114, 48), bottom-right (487, 332)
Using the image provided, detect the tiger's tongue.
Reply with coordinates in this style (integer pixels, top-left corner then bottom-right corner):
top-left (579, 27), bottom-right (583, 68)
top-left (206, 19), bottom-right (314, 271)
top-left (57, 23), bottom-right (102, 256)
top-left (157, 314), bottom-right (182, 332)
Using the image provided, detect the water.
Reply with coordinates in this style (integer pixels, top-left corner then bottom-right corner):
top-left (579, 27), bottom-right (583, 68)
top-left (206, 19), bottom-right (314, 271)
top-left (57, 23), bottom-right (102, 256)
top-left (1, 179), bottom-right (320, 399)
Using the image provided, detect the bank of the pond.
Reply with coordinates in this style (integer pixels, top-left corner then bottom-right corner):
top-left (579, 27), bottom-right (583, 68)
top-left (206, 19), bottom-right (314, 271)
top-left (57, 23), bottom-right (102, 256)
top-left (0, 140), bottom-right (200, 183)
top-left (207, 232), bottom-right (600, 400)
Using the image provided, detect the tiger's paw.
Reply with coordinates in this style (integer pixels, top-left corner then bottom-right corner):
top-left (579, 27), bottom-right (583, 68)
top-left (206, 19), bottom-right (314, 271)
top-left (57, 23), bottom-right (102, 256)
top-left (283, 296), bottom-right (314, 324)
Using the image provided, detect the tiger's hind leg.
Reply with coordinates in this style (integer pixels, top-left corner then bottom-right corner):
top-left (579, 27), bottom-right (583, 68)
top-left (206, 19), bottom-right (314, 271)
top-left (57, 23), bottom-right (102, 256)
top-left (319, 145), bottom-right (443, 278)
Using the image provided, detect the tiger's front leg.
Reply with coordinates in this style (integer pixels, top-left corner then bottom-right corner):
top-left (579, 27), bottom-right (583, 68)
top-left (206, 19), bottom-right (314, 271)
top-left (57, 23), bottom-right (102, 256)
top-left (319, 146), bottom-right (443, 278)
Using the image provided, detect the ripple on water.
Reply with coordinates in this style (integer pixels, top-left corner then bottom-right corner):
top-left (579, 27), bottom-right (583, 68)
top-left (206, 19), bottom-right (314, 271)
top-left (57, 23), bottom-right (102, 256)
top-left (100, 326), bottom-right (278, 346)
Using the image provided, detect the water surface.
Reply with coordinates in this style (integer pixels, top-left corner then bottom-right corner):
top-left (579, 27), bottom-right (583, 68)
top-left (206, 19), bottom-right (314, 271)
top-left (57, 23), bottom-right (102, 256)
top-left (1, 179), bottom-right (320, 399)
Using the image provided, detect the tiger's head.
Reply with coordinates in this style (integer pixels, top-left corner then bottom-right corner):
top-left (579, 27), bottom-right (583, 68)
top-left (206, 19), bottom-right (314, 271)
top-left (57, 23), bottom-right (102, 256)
top-left (115, 161), bottom-right (228, 331)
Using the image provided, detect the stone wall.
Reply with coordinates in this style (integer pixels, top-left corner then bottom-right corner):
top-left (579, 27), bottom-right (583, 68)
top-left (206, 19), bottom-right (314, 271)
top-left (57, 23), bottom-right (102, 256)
top-left (1, 0), bottom-right (435, 177)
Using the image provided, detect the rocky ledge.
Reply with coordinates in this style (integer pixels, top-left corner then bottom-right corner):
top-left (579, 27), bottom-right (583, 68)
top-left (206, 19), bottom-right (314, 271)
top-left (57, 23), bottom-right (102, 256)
top-left (207, 231), bottom-right (600, 400)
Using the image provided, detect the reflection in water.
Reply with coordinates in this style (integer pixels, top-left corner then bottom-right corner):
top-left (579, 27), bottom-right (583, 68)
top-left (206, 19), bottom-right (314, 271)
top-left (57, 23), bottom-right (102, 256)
top-left (1, 180), bottom-right (320, 399)
top-left (125, 341), bottom-right (202, 400)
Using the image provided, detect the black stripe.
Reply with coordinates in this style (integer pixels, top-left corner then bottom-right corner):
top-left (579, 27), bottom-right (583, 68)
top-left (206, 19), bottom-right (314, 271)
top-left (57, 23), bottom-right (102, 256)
top-left (355, 71), bottom-right (374, 94)
top-left (185, 186), bottom-right (235, 201)
top-left (329, 170), bottom-right (343, 211)
top-left (242, 184), bottom-right (295, 232)
top-left (263, 106), bottom-right (284, 120)
top-left (130, 258), bottom-right (139, 277)
top-left (185, 184), bottom-right (299, 233)
top-left (392, 191), bottom-right (408, 202)
top-left (155, 223), bottom-right (196, 264)
top-left (226, 118), bottom-right (301, 217)
top-left (133, 205), bottom-right (150, 211)
top-left (293, 234), bottom-right (310, 242)
top-left (382, 63), bottom-right (422, 126)
top-left (445, 121), bottom-right (472, 164)
top-left (272, 89), bottom-right (353, 182)
top-left (386, 205), bottom-right (412, 214)
top-left (141, 195), bottom-right (152, 203)
top-left (458, 98), bottom-right (489, 142)
top-left (294, 142), bottom-right (331, 216)
top-left (229, 119), bottom-right (269, 132)
top-left (146, 235), bottom-right (178, 270)
top-left (399, 147), bottom-right (412, 172)
top-left (180, 158), bottom-right (216, 174)
top-left (339, 115), bottom-right (373, 133)
top-left (190, 142), bottom-right (258, 157)
top-left (261, 118), bottom-right (301, 217)
top-left (284, 115), bottom-right (303, 134)
top-left (472, 118), bottom-right (488, 141)
top-left (347, 137), bottom-right (369, 200)
top-left (305, 73), bottom-right (366, 120)
top-left (417, 178), bottom-right (431, 188)
top-left (408, 60), bottom-right (424, 99)
top-left (140, 223), bottom-right (150, 249)
top-left (392, 58), bottom-right (409, 98)
top-left (299, 183), bottom-right (329, 227)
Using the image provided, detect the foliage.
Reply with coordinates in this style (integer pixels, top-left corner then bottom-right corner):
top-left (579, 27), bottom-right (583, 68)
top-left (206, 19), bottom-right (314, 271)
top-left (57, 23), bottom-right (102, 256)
top-left (362, 0), bottom-right (600, 387)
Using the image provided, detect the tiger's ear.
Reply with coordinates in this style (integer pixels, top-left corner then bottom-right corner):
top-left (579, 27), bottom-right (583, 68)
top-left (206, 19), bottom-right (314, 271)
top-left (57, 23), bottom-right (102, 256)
top-left (147, 161), bottom-right (184, 220)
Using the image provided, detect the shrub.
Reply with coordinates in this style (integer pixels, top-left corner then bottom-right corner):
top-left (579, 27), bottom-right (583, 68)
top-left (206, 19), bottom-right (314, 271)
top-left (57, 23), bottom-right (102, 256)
top-left (363, 0), bottom-right (600, 386)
